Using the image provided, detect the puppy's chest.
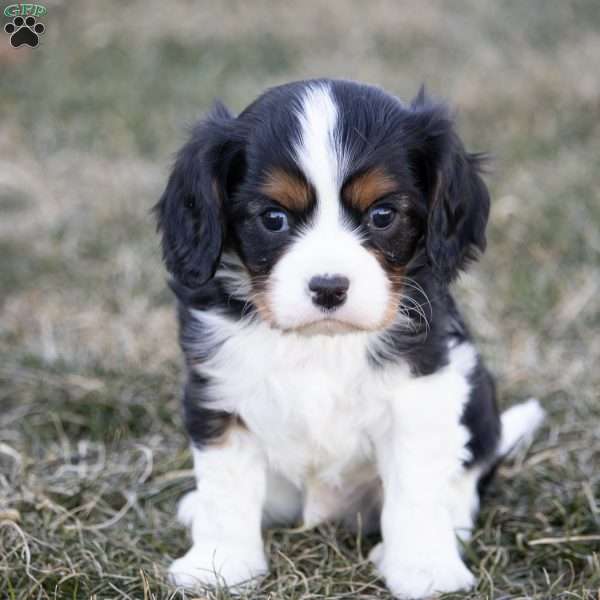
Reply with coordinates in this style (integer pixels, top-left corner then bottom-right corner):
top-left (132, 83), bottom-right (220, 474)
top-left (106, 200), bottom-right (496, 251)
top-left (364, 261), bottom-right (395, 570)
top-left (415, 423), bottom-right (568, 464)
top-left (200, 322), bottom-right (396, 481)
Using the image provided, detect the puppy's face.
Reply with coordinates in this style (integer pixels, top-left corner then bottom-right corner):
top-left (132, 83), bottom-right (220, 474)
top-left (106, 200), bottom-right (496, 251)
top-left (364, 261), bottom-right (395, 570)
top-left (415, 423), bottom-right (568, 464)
top-left (157, 80), bottom-right (490, 334)
top-left (229, 87), bottom-right (425, 333)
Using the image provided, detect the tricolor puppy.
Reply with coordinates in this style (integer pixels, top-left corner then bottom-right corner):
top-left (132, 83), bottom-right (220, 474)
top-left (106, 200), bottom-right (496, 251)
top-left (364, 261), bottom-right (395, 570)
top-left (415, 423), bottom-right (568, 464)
top-left (156, 79), bottom-right (544, 599)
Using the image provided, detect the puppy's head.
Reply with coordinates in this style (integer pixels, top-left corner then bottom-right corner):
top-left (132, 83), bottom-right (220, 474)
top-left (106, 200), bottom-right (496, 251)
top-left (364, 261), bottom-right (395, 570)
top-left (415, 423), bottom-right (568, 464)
top-left (156, 80), bottom-right (489, 334)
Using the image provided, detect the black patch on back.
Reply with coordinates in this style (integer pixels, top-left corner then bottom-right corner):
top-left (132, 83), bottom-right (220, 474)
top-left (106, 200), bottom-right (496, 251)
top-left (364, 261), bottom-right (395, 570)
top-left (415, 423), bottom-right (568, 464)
top-left (462, 359), bottom-right (501, 468)
top-left (453, 307), bottom-right (501, 470)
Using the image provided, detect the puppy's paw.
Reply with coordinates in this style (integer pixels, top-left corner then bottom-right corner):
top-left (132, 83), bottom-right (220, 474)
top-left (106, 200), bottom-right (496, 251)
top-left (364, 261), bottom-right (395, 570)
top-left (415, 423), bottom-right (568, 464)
top-left (176, 490), bottom-right (200, 527)
top-left (376, 552), bottom-right (475, 599)
top-left (168, 542), bottom-right (267, 592)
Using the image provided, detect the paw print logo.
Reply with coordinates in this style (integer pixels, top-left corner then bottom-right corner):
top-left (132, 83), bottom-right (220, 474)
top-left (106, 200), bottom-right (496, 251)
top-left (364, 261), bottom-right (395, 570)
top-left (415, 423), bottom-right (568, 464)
top-left (4, 15), bottom-right (45, 48)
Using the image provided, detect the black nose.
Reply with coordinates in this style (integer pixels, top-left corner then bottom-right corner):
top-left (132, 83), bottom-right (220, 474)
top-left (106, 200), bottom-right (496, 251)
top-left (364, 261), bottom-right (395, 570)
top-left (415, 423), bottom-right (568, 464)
top-left (308, 274), bottom-right (350, 310)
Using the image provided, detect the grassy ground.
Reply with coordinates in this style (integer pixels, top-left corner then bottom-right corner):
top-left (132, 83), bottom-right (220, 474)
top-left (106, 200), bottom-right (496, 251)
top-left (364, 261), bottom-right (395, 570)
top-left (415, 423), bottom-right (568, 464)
top-left (1, 1), bottom-right (599, 598)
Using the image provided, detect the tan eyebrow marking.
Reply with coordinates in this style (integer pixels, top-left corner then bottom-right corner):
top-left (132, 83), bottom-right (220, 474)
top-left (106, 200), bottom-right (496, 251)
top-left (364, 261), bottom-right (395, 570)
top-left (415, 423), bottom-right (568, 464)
top-left (260, 168), bottom-right (312, 212)
top-left (344, 167), bottom-right (398, 211)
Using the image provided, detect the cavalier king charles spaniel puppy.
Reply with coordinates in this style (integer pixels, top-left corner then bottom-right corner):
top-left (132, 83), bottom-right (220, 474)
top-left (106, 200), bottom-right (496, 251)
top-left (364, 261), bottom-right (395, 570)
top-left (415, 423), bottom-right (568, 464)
top-left (156, 79), bottom-right (544, 599)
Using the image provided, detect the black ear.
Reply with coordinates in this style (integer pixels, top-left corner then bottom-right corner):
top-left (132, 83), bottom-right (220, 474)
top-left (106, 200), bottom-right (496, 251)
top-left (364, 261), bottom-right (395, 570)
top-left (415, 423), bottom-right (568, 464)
top-left (408, 88), bottom-right (490, 281)
top-left (155, 102), bottom-right (245, 288)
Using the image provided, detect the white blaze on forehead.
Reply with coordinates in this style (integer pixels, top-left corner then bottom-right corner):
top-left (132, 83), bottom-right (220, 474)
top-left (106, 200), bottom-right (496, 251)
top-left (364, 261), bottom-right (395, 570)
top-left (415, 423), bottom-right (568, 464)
top-left (266, 83), bottom-right (391, 332)
top-left (294, 83), bottom-right (346, 227)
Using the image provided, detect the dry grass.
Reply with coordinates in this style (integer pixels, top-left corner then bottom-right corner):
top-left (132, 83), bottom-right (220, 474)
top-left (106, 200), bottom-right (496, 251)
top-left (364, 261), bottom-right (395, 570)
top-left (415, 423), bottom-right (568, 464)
top-left (1, 1), bottom-right (600, 598)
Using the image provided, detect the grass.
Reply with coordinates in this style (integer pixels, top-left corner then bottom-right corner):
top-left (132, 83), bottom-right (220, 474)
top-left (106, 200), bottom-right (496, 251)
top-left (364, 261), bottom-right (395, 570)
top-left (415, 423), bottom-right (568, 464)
top-left (1, 1), bottom-right (599, 598)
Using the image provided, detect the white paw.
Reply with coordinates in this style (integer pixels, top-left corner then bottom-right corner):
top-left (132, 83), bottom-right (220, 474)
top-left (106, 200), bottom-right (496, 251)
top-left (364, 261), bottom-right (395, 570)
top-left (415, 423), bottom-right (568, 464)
top-left (168, 542), bottom-right (268, 592)
top-left (176, 490), bottom-right (200, 527)
top-left (375, 551), bottom-right (475, 599)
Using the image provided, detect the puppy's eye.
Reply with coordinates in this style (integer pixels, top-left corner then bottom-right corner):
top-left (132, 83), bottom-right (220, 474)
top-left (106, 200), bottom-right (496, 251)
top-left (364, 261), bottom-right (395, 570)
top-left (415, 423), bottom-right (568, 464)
top-left (261, 209), bottom-right (289, 232)
top-left (368, 206), bottom-right (396, 230)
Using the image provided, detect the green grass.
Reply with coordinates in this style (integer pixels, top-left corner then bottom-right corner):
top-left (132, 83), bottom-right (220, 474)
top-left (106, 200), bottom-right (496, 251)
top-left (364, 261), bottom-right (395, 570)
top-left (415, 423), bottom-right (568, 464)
top-left (1, 1), bottom-right (599, 598)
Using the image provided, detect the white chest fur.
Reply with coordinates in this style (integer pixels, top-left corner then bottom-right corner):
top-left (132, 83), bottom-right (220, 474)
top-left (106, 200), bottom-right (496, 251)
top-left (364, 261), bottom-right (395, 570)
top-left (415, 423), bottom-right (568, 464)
top-left (191, 311), bottom-right (404, 486)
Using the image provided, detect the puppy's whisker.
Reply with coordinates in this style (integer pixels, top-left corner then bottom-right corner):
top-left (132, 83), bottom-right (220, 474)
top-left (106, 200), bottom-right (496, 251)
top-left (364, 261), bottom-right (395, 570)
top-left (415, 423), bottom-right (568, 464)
top-left (398, 302), bottom-right (429, 334)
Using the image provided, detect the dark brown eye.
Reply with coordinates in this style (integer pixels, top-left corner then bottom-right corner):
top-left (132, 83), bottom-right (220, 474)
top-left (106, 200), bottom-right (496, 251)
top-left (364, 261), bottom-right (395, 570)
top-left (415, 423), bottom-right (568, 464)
top-left (369, 206), bottom-right (396, 229)
top-left (261, 209), bottom-right (289, 232)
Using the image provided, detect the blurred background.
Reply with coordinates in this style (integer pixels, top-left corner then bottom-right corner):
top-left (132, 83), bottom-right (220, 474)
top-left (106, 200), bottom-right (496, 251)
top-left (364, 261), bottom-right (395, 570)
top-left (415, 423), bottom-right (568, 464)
top-left (1, 1), bottom-right (599, 598)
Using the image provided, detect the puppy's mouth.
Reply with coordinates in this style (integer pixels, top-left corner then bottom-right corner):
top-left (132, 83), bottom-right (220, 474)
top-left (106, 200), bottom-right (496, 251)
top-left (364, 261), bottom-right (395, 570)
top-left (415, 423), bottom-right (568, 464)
top-left (290, 318), bottom-right (365, 336)
top-left (250, 286), bottom-right (401, 336)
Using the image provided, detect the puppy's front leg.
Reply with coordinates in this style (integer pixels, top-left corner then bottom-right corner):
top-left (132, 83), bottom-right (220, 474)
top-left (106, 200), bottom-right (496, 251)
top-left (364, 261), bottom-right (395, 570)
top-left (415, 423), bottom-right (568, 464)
top-left (372, 367), bottom-right (476, 599)
top-left (169, 426), bottom-right (268, 591)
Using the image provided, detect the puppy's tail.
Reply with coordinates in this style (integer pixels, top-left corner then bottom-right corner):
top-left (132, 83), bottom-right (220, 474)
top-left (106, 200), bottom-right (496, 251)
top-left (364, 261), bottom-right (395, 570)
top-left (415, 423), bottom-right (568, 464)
top-left (477, 398), bottom-right (545, 494)
top-left (497, 398), bottom-right (546, 459)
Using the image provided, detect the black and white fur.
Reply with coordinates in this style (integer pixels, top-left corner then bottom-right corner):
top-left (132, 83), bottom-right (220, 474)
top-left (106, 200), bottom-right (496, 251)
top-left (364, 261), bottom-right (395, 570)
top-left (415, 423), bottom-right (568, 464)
top-left (156, 79), bottom-right (544, 599)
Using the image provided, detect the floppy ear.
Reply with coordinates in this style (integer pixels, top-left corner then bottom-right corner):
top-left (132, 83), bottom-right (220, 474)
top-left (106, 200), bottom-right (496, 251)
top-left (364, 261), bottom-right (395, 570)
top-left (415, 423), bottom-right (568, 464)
top-left (408, 88), bottom-right (490, 281)
top-left (155, 102), bottom-right (244, 288)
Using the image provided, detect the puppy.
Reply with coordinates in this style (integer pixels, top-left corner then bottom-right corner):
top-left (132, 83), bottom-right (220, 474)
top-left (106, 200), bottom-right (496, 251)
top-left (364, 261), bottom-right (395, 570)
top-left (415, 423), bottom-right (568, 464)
top-left (156, 79), bottom-right (544, 599)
